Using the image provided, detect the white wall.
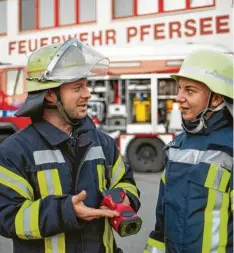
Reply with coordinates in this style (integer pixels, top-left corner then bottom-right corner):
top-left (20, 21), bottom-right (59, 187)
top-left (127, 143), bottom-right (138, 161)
top-left (0, 0), bottom-right (233, 65)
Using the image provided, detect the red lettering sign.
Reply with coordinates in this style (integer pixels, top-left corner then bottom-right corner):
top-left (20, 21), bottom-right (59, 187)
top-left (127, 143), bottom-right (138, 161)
top-left (184, 19), bottom-right (197, 37)
top-left (7, 15), bottom-right (231, 56)
top-left (169, 21), bottom-right (182, 39)
top-left (154, 23), bottom-right (165, 40)
top-left (127, 27), bottom-right (137, 43)
top-left (200, 17), bottom-right (213, 35)
top-left (216, 15), bottom-right (230, 33)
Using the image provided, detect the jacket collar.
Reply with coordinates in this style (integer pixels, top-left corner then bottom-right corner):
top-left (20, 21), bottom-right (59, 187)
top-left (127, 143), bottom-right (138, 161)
top-left (33, 116), bottom-right (96, 146)
top-left (183, 108), bottom-right (232, 135)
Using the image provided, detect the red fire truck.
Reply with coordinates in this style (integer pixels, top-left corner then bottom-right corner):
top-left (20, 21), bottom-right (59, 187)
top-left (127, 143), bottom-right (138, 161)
top-left (0, 64), bottom-right (31, 142)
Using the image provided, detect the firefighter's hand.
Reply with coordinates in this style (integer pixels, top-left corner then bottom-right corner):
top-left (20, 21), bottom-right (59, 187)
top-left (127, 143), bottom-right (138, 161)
top-left (72, 190), bottom-right (119, 221)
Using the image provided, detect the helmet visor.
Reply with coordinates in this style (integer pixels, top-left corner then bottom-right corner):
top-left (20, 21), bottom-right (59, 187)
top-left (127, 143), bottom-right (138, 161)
top-left (41, 38), bottom-right (109, 83)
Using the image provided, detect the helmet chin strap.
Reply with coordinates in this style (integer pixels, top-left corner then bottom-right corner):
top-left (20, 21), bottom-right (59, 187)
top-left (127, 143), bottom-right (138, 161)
top-left (51, 88), bottom-right (81, 126)
top-left (182, 92), bottom-right (225, 134)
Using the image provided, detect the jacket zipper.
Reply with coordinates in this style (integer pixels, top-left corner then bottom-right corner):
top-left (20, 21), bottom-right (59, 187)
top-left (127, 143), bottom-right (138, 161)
top-left (75, 142), bottom-right (93, 253)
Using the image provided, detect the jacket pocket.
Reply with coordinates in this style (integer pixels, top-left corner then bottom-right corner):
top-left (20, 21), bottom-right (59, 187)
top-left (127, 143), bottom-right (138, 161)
top-left (25, 163), bottom-right (71, 199)
top-left (188, 162), bottom-right (231, 193)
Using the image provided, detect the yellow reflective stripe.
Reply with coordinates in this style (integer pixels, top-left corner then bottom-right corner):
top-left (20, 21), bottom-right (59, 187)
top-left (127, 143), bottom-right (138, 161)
top-left (37, 170), bottom-right (49, 198)
top-left (202, 189), bottom-right (217, 253)
top-left (37, 168), bottom-right (65, 253)
top-left (112, 155), bottom-right (122, 175)
top-left (45, 238), bottom-right (52, 253)
top-left (97, 164), bottom-right (106, 192)
top-left (161, 169), bottom-right (166, 184)
top-left (114, 182), bottom-right (139, 200)
top-left (103, 218), bottom-right (114, 253)
top-left (204, 164), bottom-right (218, 188)
top-left (15, 199), bottom-right (42, 239)
top-left (57, 234), bottom-right (66, 253)
top-left (0, 166), bottom-right (33, 200)
top-left (217, 192), bottom-right (229, 253)
top-left (30, 199), bottom-right (41, 238)
top-left (111, 156), bottom-right (125, 187)
top-left (45, 234), bottom-right (65, 253)
top-left (218, 169), bottom-right (231, 192)
top-left (147, 237), bottom-right (165, 250)
top-left (96, 164), bottom-right (113, 253)
top-left (231, 191), bottom-right (234, 211)
top-left (51, 169), bottom-right (63, 196)
top-left (15, 200), bottom-right (31, 239)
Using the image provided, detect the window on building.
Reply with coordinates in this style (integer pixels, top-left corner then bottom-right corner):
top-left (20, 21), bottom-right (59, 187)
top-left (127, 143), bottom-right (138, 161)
top-left (39, 0), bottom-right (55, 28)
top-left (59, 0), bottom-right (76, 25)
top-left (164, 0), bottom-right (186, 11)
top-left (79, 0), bottom-right (96, 22)
top-left (114, 0), bottom-right (133, 18)
top-left (137, 0), bottom-right (158, 15)
top-left (113, 0), bottom-right (215, 19)
top-left (20, 0), bottom-right (36, 31)
top-left (190, 0), bottom-right (214, 8)
top-left (6, 70), bottom-right (24, 96)
top-left (0, 0), bottom-right (7, 34)
top-left (20, 0), bottom-right (97, 31)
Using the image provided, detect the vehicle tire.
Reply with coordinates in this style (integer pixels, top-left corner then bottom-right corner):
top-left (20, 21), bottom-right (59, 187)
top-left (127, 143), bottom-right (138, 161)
top-left (126, 137), bottom-right (165, 173)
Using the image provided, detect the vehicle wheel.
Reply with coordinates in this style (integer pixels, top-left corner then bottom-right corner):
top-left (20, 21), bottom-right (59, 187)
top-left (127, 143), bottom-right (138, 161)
top-left (126, 137), bottom-right (165, 173)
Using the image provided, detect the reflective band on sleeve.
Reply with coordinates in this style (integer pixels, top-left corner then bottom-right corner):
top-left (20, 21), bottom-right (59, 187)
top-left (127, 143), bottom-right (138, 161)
top-left (15, 199), bottom-right (42, 239)
top-left (161, 169), bottom-right (166, 184)
top-left (0, 166), bottom-right (34, 200)
top-left (96, 164), bottom-right (114, 253)
top-left (168, 148), bottom-right (233, 171)
top-left (37, 168), bottom-right (65, 253)
top-left (84, 146), bottom-right (106, 161)
top-left (231, 191), bottom-right (234, 212)
top-left (144, 237), bottom-right (165, 253)
top-left (114, 182), bottom-right (139, 200)
top-left (110, 156), bottom-right (125, 187)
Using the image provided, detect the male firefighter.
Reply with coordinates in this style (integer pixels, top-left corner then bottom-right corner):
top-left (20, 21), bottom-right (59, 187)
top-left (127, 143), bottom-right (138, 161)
top-left (0, 39), bottom-right (140, 253)
top-left (144, 49), bottom-right (233, 253)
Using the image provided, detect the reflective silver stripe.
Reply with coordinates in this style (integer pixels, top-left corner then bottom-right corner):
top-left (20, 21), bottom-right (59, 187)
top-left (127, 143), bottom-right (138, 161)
top-left (167, 148), bottom-right (233, 171)
top-left (210, 191), bottom-right (222, 252)
top-left (181, 66), bottom-right (233, 86)
top-left (44, 170), bottom-right (55, 195)
top-left (213, 166), bottom-right (224, 189)
top-left (145, 245), bottom-right (164, 253)
top-left (23, 205), bottom-right (33, 239)
top-left (0, 172), bottom-right (33, 200)
top-left (51, 236), bottom-right (59, 253)
top-left (84, 146), bottom-right (105, 161)
top-left (33, 150), bottom-right (65, 165)
top-left (111, 159), bottom-right (125, 186)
